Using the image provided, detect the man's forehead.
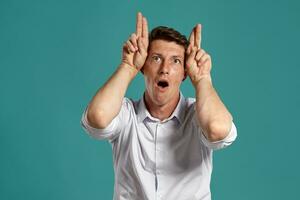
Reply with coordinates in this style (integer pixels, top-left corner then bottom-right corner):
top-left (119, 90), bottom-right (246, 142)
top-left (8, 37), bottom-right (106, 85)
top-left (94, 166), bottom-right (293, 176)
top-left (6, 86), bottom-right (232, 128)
top-left (148, 39), bottom-right (185, 56)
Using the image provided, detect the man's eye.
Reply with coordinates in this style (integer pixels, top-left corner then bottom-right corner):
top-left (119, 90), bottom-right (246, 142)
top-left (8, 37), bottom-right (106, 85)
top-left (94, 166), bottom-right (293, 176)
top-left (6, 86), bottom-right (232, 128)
top-left (174, 59), bottom-right (181, 64)
top-left (153, 56), bottom-right (161, 62)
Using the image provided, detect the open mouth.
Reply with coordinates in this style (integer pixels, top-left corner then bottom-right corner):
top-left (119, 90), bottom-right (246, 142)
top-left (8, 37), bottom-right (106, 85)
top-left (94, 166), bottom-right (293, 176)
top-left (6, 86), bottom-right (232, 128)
top-left (157, 80), bottom-right (169, 88)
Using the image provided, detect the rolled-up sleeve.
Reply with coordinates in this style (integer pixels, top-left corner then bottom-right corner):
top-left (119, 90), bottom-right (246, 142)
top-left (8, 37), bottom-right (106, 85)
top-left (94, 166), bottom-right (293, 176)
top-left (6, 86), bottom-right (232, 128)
top-left (80, 98), bottom-right (131, 142)
top-left (199, 121), bottom-right (238, 150)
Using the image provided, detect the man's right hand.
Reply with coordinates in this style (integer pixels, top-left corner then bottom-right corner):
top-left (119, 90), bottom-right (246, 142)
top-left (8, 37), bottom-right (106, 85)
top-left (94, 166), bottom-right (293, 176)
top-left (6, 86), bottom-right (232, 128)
top-left (86, 12), bottom-right (149, 129)
top-left (121, 12), bottom-right (149, 72)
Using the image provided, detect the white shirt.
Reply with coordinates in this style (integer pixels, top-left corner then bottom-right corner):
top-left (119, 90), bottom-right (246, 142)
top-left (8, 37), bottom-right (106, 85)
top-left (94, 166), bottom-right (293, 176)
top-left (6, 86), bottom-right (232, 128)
top-left (81, 93), bottom-right (237, 200)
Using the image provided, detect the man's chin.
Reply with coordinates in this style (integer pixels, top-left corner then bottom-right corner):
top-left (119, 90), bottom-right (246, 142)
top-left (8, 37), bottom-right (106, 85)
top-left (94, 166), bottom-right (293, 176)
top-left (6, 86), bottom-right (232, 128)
top-left (152, 93), bottom-right (170, 105)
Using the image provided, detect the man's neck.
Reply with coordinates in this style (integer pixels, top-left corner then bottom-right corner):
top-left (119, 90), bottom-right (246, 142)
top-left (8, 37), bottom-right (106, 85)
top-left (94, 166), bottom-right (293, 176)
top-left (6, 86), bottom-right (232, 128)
top-left (144, 92), bottom-right (180, 121)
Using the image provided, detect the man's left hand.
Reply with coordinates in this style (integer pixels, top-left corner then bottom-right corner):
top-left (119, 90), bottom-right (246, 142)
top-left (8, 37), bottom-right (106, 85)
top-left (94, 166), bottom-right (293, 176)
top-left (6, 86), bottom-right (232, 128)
top-left (185, 24), bottom-right (212, 86)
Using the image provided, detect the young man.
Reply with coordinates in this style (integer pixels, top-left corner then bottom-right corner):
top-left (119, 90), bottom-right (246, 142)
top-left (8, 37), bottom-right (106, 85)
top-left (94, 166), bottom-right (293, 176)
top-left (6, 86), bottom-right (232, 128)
top-left (81, 12), bottom-right (237, 200)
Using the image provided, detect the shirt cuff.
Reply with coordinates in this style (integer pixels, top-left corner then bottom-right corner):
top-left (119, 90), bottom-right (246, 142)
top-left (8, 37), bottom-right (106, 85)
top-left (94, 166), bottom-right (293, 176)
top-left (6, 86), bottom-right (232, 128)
top-left (80, 104), bottom-right (118, 140)
top-left (200, 121), bottom-right (237, 150)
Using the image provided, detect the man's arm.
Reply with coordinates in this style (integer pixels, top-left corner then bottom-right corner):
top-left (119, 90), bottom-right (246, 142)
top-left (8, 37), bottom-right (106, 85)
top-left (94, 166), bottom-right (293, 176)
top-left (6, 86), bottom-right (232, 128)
top-left (86, 12), bottom-right (148, 129)
top-left (186, 24), bottom-right (233, 142)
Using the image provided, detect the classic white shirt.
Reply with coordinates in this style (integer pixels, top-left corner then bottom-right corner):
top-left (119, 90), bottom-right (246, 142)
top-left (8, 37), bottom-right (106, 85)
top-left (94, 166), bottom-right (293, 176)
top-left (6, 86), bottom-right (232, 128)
top-left (81, 93), bottom-right (237, 200)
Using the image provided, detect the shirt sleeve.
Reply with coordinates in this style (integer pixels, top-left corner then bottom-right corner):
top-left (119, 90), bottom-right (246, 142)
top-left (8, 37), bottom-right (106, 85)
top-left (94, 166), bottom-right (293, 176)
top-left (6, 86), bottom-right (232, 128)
top-left (80, 98), bottom-right (132, 142)
top-left (192, 110), bottom-right (238, 150)
top-left (199, 121), bottom-right (238, 150)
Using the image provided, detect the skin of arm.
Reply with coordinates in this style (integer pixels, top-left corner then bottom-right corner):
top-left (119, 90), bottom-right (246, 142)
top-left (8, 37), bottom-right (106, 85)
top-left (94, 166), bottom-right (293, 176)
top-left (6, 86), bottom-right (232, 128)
top-left (87, 64), bottom-right (138, 129)
top-left (186, 24), bottom-right (233, 142)
top-left (194, 76), bottom-right (233, 142)
top-left (86, 12), bottom-right (149, 129)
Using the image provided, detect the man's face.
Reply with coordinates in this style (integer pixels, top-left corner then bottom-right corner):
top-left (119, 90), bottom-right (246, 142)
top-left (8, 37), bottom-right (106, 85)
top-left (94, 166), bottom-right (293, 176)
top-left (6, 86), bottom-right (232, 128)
top-left (143, 39), bottom-right (186, 106)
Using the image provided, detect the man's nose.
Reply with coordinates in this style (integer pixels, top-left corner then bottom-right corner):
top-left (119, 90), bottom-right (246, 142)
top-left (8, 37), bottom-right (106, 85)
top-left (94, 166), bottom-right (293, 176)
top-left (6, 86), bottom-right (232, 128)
top-left (159, 60), bottom-right (169, 74)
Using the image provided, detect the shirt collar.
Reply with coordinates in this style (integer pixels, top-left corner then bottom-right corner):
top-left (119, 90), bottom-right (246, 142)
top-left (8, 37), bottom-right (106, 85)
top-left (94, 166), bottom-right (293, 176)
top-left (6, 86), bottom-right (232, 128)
top-left (137, 92), bottom-right (186, 124)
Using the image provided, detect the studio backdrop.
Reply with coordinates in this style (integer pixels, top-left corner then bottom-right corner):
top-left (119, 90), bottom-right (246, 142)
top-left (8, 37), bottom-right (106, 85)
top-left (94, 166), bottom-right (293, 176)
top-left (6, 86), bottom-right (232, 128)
top-left (1, 0), bottom-right (300, 199)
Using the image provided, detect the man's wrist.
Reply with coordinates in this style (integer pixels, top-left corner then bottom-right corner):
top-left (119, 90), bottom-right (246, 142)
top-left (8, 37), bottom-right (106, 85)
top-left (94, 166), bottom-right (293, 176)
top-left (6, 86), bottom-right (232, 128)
top-left (119, 63), bottom-right (139, 78)
top-left (192, 75), bottom-right (212, 88)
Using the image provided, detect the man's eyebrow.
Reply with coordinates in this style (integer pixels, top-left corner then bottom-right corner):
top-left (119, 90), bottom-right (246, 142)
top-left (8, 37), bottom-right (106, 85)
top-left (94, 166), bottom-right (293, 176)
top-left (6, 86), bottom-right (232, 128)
top-left (150, 53), bottom-right (184, 59)
top-left (172, 55), bottom-right (184, 59)
top-left (150, 53), bottom-right (162, 56)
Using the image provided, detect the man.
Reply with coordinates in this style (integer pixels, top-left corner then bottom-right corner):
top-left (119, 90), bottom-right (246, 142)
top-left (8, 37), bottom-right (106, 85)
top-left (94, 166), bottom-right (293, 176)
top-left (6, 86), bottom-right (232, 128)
top-left (81, 12), bottom-right (237, 200)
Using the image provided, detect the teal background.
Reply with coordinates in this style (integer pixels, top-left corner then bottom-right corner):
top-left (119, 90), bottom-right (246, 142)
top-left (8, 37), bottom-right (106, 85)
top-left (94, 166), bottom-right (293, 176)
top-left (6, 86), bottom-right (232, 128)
top-left (1, 0), bottom-right (299, 199)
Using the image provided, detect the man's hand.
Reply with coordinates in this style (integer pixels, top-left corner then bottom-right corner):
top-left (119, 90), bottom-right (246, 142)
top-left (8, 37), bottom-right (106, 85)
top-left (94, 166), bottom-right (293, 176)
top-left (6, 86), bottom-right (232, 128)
top-left (186, 24), bottom-right (233, 142)
top-left (185, 24), bottom-right (212, 86)
top-left (121, 12), bottom-right (149, 72)
top-left (86, 12), bottom-right (148, 129)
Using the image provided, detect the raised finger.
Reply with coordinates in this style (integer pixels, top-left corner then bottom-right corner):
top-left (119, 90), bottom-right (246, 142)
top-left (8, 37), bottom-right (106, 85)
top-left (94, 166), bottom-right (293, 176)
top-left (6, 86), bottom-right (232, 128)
top-left (186, 46), bottom-right (197, 67)
top-left (142, 17), bottom-right (148, 44)
top-left (137, 37), bottom-right (147, 56)
top-left (188, 27), bottom-right (195, 47)
top-left (136, 12), bottom-right (143, 37)
top-left (186, 44), bottom-right (192, 55)
top-left (195, 24), bottom-right (202, 49)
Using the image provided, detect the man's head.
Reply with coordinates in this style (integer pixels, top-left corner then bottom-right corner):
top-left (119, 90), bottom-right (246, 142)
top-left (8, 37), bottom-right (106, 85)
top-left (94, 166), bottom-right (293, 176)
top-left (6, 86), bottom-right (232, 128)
top-left (142, 26), bottom-right (189, 107)
top-left (148, 26), bottom-right (189, 53)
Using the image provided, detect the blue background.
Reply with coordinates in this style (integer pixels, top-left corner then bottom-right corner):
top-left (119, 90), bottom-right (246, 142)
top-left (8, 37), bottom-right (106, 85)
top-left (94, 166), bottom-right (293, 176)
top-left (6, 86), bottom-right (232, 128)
top-left (1, 0), bottom-right (300, 199)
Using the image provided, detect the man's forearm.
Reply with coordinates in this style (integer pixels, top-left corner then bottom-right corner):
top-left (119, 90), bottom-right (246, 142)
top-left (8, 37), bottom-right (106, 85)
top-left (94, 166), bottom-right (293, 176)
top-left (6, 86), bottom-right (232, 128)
top-left (195, 77), bottom-right (233, 142)
top-left (87, 63), bottom-right (138, 129)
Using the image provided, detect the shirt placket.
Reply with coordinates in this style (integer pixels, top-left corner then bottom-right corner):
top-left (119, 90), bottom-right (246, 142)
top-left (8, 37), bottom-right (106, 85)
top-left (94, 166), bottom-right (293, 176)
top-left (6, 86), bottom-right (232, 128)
top-left (155, 122), bottom-right (163, 200)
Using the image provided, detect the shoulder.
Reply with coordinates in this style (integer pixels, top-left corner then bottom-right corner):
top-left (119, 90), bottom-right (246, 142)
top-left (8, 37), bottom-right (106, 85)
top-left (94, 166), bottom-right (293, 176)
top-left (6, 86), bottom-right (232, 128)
top-left (185, 97), bottom-right (196, 107)
top-left (182, 96), bottom-right (196, 113)
top-left (121, 97), bottom-right (135, 110)
top-left (122, 97), bottom-right (140, 114)
top-left (183, 96), bottom-right (197, 118)
top-left (122, 97), bottom-right (134, 105)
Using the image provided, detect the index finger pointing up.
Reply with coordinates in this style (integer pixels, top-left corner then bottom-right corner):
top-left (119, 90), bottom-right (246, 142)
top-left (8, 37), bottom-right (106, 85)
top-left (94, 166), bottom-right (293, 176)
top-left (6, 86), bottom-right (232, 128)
top-left (195, 24), bottom-right (202, 49)
top-left (136, 12), bottom-right (143, 37)
top-left (188, 27), bottom-right (195, 48)
top-left (142, 17), bottom-right (148, 39)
